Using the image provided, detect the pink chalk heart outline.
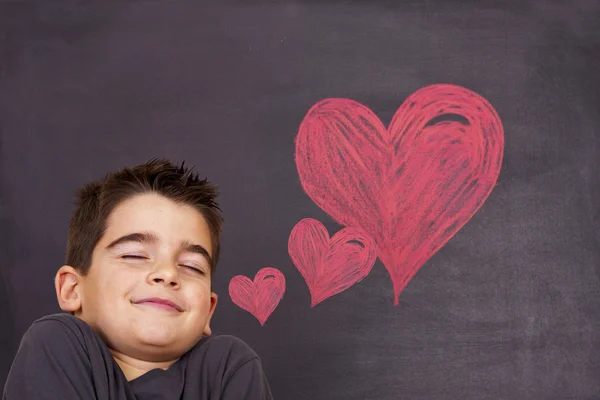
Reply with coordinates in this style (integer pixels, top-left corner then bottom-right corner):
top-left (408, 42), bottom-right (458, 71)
top-left (228, 267), bottom-right (286, 326)
top-left (295, 84), bottom-right (504, 305)
top-left (288, 218), bottom-right (377, 307)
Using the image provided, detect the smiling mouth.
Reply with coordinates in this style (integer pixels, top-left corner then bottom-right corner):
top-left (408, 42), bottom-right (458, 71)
top-left (133, 298), bottom-right (183, 312)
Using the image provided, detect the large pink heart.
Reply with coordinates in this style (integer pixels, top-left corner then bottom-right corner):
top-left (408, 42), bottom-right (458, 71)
top-left (288, 218), bottom-right (377, 307)
top-left (228, 267), bottom-right (286, 326)
top-left (295, 84), bottom-right (504, 305)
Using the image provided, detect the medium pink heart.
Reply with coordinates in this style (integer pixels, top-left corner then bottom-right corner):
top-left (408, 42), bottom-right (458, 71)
top-left (228, 267), bottom-right (285, 326)
top-left (295, 84), bottom-right (504, 305)
top-left (288, 218), bottom-right (377, 307)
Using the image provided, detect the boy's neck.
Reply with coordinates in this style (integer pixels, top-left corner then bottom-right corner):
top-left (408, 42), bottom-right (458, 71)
top-left (110, 349), bottom-right (179, 381)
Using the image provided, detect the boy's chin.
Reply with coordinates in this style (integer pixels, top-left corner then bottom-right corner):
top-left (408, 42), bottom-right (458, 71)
top-left (136, 326), bottom-right (201, 352)
top-left (97, 313), bottom-right (209, 361)
top-left (138, 329), bottom-right (193, 345)
top-left (116, 336), bottom-right (197, 363)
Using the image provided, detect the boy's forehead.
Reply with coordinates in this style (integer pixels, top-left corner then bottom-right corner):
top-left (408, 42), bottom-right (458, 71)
top-left (100, 193), bottom-right (212, 251)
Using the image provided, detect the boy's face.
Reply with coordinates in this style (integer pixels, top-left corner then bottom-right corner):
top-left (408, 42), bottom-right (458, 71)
top-left (59, 193), bottom-right (217, 362)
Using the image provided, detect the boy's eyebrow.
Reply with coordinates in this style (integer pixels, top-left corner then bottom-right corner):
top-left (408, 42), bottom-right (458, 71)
top-left (105, 232), bottom-right (159, 249)
top-left (105, 232), bottom-right (213, 265)
top-left (179, 240), bottom-right (213, 266)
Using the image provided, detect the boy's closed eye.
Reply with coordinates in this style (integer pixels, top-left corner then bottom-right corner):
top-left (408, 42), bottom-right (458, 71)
top-left (178, 262), bottom-right (208, 275)
top-left (121, 254), bottom-right (208, 275)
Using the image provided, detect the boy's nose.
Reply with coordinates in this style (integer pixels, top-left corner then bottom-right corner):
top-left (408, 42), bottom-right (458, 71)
top-left (148, 264), bottom-right (181, 288)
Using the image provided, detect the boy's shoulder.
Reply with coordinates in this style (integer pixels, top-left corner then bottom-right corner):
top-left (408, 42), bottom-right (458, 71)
top-left (197, 334), bottom-right (258, 355)
top-left (21, 312), bottom-right (96, 347)
top-left (4, 313), bottom-right (114, 400)
top-left (185, 333), bottom-right (262, 371)
top-left (31, 312), bottom-right (91, 328)
top-left (15, 313), bottom-right (108, 368)
top-left (180, 334), bottom-right (271, 398)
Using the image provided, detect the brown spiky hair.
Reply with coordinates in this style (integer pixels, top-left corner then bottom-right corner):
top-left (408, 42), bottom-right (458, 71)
top-left (65, 158), bottom-right (223, 276)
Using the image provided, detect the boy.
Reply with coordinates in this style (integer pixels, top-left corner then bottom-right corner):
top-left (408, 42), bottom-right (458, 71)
top-left (3, 159), bottom-right (273, 399)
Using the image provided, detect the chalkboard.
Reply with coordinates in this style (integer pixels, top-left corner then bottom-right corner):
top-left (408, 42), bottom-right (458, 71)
top-left (1, 1), bottom-right (599, 399)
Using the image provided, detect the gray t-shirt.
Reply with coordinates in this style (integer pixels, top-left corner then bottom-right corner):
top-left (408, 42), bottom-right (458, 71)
top-left (3, 313), bottom-right (273, 399)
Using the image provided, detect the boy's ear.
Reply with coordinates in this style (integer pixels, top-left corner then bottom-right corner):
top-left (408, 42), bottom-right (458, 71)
top-left (203, 292), bottom-right (218, 336)
top-left (55, 265), bottom-right (83, 313)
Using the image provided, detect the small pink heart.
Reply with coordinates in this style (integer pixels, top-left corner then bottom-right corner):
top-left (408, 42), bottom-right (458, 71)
top-left (288, 218), bottom-right (377, 307)
top-left (228, 267), bottom-right (286, 326)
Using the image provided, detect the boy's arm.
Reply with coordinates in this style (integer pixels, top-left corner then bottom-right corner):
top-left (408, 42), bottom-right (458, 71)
top-left (220, 357), bottom-right (273, 400)
top-left (2, 318), bottom-right (96, 399)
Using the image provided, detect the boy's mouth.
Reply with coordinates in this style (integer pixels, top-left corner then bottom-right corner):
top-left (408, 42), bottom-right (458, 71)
top-left (133, 297), bottom-right (183, 312)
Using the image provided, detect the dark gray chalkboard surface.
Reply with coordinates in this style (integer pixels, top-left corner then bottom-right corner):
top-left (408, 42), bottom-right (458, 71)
top-left (1, 1), bottom-right (599, 399)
